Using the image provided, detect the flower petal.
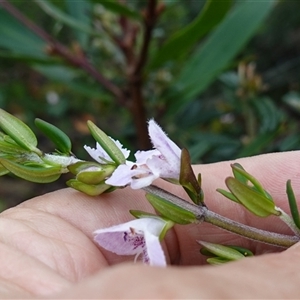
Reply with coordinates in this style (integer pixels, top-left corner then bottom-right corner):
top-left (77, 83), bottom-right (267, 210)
top-left (105, 164), bottom-right (135, 186)
top-left (93, 218), bottom-right (167, 266)
top-left (143, 231), bottom-right (166, 266)
top-left (148, 119), bottom-right (181, 161)
top-left (135, 149), bottom-right (160, 164)
top-left (84, 138), bottom-right (130, 164)
top-left (106, 162), bottom-right (159, 189)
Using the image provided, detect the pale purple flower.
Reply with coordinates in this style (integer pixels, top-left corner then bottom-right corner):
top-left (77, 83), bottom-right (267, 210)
top-left (94, 218), bottom-right (168, 266)
top-left (84, 137), bottom-right (130, 164)
top-left (105, 120), bottom-right (181, 189)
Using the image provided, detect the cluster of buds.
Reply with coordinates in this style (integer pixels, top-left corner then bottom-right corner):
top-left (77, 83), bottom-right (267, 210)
top-left (0, 108), bottom-right (300, 266)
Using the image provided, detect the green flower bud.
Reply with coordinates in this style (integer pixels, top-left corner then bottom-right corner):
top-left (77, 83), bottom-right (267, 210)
top-left (76, 165), bottom-right (115, 185)
top-left (146, 192), bottom-right (197, 225)
top-left (225, 177), bottom-right (280, 217)
top-left (66, 179), bottom-right (111, 196)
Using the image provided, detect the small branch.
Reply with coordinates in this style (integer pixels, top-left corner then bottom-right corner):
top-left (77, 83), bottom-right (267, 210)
top-left (125, 0), bottom-right (158, 149)
top-left (0, 0), bottom-right (125, 102)
top-left (133, 0), bottom-right (157, 76)
top-left (143, 185), bottom-right (299, 248)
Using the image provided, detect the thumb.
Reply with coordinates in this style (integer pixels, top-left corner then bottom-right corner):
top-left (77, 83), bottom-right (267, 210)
top-left (55, 243), bottom-right (300, 299)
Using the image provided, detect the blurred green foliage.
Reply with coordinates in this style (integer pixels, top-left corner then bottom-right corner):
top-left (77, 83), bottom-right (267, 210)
top-left (1, 0), bottom-right (300, 206)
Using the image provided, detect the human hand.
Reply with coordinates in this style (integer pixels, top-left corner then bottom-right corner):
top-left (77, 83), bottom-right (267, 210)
top-left (1, 151), bottom-right (300, 298)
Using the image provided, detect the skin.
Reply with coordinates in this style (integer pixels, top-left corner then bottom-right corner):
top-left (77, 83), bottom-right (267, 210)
top-left (1, 151), bottom-right (300, 298)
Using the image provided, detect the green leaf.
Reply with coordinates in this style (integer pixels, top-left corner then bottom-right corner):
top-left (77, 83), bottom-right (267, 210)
top-left (251, 97), bottom-right (281, 133)
top-left (33, 64), bottom-right (78, 82)
top-left (168, 0), bottom-right (276, 114)
top-left (0, 164), bottom-right (9, 176)
top-left (87, 121), bottom-right (126, 165)
top-left (34, 0), bottom-right (100, 37)
top-left (0, 139), bottom-right (25, 154)
top-left (66, 179), bottom-right (111, 196)
top-left (130, 210), bottom-right (160, 219)
top-left (216, 188), bottom-right (239, 203)
top-left (0, 9), bottom-right (46, 58)
top-left (231, 164), bottom-right (271, 200)
top-left (92, 0), bottom-right (141, 20)
top-left (149, 0), bottom-right (232, 69)
top-left (35, 118), bottom-right (72, 154)
top-left (206, 257), bottom-right (231, 265)
top-left (65, 0), bottom-right (92, 47)
top-left (225, 177), bottom-right (279, 217)
top-left (0, 109), bottom-right (42, 155)
top-left (227, 245), bottom-right (254, 257)
top-left (0, 50), bottom-right (55, 63)
top-left (231, 163), bottom-right (248, 184)
top-left (0, 159), bottom-right (61, 183)
top-left (286, 180), bottom-right (300, 229)
top-left (146, 192), bottom-right (196, 225)
top-left (198, 241), bottom-right (245, 260)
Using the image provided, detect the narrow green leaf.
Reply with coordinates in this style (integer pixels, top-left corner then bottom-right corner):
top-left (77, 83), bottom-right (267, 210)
top-left (0, 164), bottom-right (9, 176)
top-left (216, 188), bottom-right (239, 203)
top-left (130, 210), bottom-right (159, 219)
top-left (92, 0), bottom-right (141, 20)
top-left (0, 159), bottom-right (61, 183)
top-left (146, 192), bottom-right (196, 225)
top-left (87, 121), bottom-right (126, 165)
top-left (0, 50), bottom-right (54, 63)
top-left (0, 140), bottom-right (25, 154)
top-left (149, 0), bottom-right (232, 69)
top-left (286, 180), bottom-right (300, 229)
top-left (34, 0), bottom-right (100, 37)
top-left (231, 164), bottom-right (271, 200)
top-left (65, 0), bottom-right (92, 47)
top-left (168, 0), bottom-right (276, 114)
top-left (198, 240), bottom-right (245, 260)
top-left (227, 245), bottom-right (254, 257)
top-left (231, 163), bottom-right (248, 184)
top-left (35, 118), bottom-right (72, 154)
top-left (251, 97), bottom-right (281, 133)
top-left (0, 109), bottom-right (42, 155)
top-left (0, 10), bottom-right (46, 58)
top-left (225, 177), bottom-right (279, 217)
top-left (206, 257), bottom-right (231, 265)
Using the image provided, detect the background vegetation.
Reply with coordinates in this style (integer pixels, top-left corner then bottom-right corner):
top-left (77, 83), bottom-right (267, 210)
top-left (1, 0), bottom-right (300, 208)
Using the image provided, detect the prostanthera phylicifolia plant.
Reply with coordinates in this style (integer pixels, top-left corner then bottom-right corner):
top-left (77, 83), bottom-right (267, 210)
top-left (0, 108), bottom-right (299, 266)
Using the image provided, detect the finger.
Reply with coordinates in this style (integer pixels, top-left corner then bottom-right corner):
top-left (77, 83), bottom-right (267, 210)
top-left (54, 243), bottom-right (300, 299)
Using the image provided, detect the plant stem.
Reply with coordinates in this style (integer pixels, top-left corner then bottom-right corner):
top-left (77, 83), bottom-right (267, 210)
top-left (127, 0), bottom-right (158, 150)
top-left (143, 185), bottom-right (299, 248)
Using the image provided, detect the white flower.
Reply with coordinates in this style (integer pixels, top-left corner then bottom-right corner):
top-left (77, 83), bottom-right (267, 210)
top-left (94, 217), bottom-right (168, 266)
top-left (106, 120), bottom-right (181, 189)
